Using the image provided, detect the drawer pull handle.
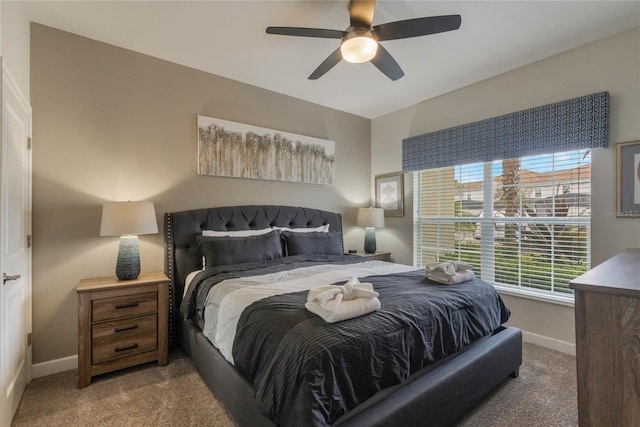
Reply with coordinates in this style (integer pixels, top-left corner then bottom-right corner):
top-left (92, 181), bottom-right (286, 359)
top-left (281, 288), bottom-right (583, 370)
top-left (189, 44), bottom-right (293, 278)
top-left (115, 343), bottom-right (138, 353)
top-left (115, 302), bottom-right (139, 310)
top-left (114, 324), bottom-right (138, 333)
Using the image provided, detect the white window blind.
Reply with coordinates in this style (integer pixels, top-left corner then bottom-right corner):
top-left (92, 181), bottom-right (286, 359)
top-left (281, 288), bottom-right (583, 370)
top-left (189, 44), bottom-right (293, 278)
top-left (413, 149), bottom-right (591, 296)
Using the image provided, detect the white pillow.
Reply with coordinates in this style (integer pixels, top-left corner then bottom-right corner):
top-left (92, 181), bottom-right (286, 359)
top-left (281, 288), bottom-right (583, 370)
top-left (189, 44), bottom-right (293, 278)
top-left (272, 224), bottom-right (330, 233)
top-left (202, 228), bottom-right (272, 237)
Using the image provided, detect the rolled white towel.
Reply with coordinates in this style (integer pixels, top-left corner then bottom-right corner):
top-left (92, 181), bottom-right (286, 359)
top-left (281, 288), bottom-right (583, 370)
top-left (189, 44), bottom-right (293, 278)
top-left (306, 277), bottom-right (381, 323)
top-left (427, 270), bottom-right (476, 285)
top-left (425, 261), bottom-right (474, 277)
top-left (344, 276), bottom-right (360, 286)
top-left (307, 276), bottom-right (362, 303)
top-left (452, 261), bottom-right (474, 272)
top-left (305, 297), bottom-right (381, 323)
top-left (307, 277), bottom-right (379, 311)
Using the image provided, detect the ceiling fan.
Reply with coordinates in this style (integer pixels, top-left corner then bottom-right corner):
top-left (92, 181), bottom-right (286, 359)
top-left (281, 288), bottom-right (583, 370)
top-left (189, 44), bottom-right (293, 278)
top-left (266, 0), bottom-right (461, 81)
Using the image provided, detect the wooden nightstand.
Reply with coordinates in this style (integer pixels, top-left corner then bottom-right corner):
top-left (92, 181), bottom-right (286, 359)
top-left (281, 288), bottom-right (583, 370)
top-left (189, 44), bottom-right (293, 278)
top-left (77, 272), bottom-right (169, 388)
top-left (348, 252), bottom-right (392, 262)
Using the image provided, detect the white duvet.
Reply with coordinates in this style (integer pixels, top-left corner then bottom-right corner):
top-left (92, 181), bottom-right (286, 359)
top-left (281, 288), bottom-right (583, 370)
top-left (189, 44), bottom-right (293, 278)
top-left (199, 261), bottom-right (418, 364)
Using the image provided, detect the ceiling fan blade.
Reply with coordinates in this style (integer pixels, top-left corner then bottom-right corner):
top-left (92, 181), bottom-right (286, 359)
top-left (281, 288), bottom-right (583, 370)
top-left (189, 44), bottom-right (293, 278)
top-left (374, 15), bottom-right (461, 41)
top-left (349, 0), bottom-right (376, 28)
top-left (370, 44), bottom-right (404, 81)
top-left (308, 48), bottom-right (343, 80)
top-left (266, 27), bottom-right (345, 39)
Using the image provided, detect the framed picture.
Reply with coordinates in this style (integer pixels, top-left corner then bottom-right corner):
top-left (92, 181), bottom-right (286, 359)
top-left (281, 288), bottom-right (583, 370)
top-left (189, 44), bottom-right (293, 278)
top-left (375, 172), bottom-right (404, 217)
top-left (616, 140), bottom-right (640, 218)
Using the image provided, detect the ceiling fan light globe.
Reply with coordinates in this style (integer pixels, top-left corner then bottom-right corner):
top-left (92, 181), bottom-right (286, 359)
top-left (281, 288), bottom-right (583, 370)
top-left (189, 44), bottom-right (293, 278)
top-left (341, 36), bottom-right (378, 63)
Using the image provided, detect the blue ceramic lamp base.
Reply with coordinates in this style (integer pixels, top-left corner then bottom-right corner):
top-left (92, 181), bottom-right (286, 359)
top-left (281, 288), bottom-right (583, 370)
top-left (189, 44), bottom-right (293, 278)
top-left (364, 227), bottom-right (377, 254)
top-left (116, 235), bottom-right (141, 281)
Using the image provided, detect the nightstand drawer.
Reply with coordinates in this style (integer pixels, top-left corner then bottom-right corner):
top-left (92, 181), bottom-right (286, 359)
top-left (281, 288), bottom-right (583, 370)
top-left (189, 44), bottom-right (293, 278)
top-left (92, 313), bottom-right (157, 341)
top-left (92, 292), bottom-right (157, 322)
top-left (347, 252), bottom-right (391, 262)
top-left (92, 331), bottom-right (157, 364)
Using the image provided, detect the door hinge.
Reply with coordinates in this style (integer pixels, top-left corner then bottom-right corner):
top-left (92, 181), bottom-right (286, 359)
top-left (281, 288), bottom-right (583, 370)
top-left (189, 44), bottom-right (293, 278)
top-left (27, 137), bottom-right (32, 150)
top-left (27, 235), bottom-right (31, 248)
top-left (27, 333), bottom-right (32, 346)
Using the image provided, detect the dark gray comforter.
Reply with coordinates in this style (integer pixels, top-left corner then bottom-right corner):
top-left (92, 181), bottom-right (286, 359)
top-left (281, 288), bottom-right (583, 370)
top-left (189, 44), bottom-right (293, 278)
top-left (181, 255), bottom-right (511, 427)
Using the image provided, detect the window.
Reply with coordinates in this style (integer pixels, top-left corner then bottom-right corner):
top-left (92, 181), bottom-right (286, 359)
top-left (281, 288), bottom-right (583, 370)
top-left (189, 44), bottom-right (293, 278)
top-left (413, 149), bottom-right (591, 298)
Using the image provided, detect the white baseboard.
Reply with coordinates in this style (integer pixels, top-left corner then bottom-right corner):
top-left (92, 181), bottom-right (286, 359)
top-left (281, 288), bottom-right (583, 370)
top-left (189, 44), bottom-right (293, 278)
top-left (32, 354), bottom-right (77, 379)
top-left (521, 330), bottom-right (575, 355)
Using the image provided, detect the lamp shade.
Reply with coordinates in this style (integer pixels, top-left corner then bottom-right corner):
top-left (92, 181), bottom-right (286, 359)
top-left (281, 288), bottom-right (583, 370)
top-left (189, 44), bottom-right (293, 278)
top-left (100, 201), bottom-right (158, 236)
top-left (356, 207), bottom-right (385, 228)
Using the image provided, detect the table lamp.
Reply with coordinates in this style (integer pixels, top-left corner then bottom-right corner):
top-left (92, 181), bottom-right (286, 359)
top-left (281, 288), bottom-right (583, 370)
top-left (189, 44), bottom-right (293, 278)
top-left (356, 207), bottom-right (385, 254)
top-left (100, 201), bottom-right (158, 280)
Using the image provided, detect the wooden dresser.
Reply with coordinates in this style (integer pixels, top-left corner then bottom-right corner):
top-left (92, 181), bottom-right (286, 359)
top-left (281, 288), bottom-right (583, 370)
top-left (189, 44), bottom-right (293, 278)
top-left (569, 248), bottom-right (640, 426)
top-left (77, 272), bottom-right (169, 388)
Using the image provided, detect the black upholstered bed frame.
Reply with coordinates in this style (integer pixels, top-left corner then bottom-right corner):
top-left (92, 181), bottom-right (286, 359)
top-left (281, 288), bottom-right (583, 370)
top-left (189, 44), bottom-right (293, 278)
top-left (165, 205), bottom-right (522, 427)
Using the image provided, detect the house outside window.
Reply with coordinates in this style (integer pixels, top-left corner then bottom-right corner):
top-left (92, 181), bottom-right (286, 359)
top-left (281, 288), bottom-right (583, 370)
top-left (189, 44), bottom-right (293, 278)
top-left (413, 149), bottom-right (591, 299)
top-left (535, 187), bottom-right (542, 198)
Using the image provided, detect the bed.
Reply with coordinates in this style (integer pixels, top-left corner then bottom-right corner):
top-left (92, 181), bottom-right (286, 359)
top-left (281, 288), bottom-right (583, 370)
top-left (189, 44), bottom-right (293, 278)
top-left (164, 205), bottom-right (522, 427)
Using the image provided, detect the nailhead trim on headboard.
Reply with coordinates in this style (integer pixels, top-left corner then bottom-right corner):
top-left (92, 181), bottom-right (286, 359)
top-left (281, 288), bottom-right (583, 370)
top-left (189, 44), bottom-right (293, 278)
top-left (164, 212), bottom-right (175, 346)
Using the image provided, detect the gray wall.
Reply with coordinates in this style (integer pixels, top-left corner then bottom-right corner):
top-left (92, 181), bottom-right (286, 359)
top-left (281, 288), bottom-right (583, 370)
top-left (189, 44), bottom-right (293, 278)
top-left (371, 28), bottom-right (640, 352)
top-left (30, 24), bottom-right (372, 363)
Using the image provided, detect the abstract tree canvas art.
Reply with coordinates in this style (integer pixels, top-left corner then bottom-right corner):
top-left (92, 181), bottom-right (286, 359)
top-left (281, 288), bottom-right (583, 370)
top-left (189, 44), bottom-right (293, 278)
top-left (197, 116), bottom-right (335, 185)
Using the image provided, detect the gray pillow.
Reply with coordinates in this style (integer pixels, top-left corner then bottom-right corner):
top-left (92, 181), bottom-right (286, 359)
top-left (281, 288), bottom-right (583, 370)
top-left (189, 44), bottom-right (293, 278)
top-left (197, 230), bottom-right (283, 268)
top-left (282, 230), bottom-right (342, 256)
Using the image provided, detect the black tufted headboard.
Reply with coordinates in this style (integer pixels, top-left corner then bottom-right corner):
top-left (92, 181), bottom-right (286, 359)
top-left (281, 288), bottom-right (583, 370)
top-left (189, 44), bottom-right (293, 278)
top-left (164, 205), bottom-right (343, 343)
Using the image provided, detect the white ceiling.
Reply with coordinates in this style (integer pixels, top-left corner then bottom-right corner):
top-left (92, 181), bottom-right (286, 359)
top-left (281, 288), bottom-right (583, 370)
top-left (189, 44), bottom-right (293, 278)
top-left (24, 1), bottom-right (640, 119)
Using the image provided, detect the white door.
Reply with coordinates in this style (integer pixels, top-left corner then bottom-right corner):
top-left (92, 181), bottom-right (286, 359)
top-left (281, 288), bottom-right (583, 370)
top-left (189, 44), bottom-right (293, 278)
top-left (0, 60), bottom-right (32, 427)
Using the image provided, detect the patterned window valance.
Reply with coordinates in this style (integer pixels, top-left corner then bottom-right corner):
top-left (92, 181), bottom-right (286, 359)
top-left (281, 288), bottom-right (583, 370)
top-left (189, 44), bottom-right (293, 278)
top-left (402, 92), bottom-right (609, 172)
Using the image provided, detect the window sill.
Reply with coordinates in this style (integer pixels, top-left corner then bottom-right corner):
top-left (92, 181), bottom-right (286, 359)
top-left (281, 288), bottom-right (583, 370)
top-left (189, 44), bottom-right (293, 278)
top-left (493, 284), bottom-right (575, 307)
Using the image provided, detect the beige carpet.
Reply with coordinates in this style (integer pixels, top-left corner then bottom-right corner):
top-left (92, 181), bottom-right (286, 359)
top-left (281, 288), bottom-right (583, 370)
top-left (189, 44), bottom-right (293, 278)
top-left (12, 342), bottom-right (577, 426)
top-left (458, 342), bottom-right (578, 426)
